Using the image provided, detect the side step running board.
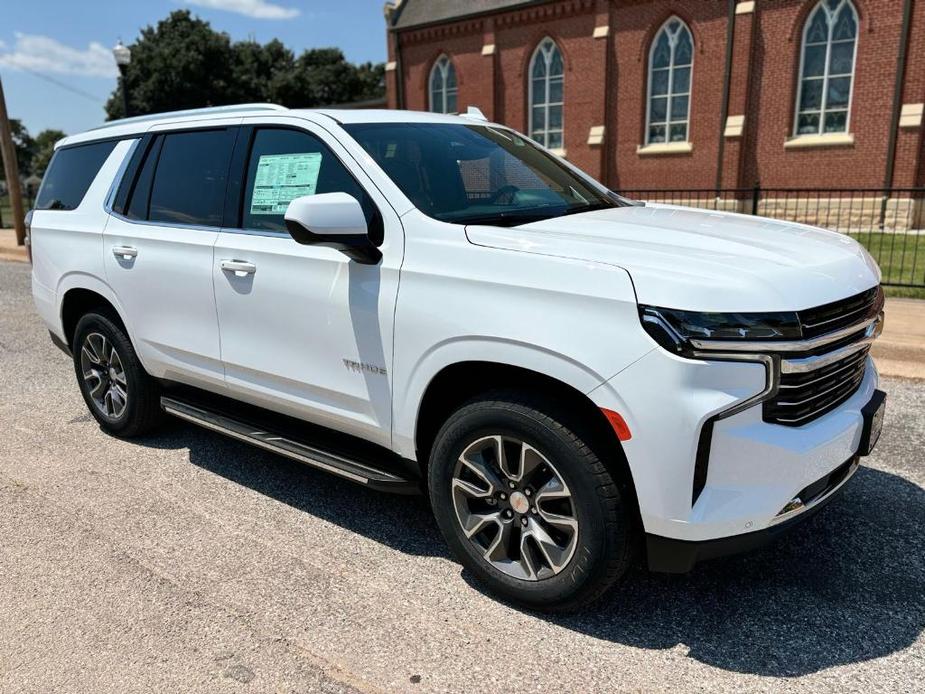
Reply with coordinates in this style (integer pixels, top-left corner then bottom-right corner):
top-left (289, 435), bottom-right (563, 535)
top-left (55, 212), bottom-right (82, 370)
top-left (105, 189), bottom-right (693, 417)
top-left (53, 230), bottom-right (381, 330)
top-left (161, 396), bottom-right (419, 494)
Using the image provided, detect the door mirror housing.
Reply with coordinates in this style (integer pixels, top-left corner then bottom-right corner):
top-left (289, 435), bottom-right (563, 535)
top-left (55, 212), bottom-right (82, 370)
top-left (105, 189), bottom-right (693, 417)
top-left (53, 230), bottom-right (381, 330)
top-left (284, 192), bottom-right (382, 264)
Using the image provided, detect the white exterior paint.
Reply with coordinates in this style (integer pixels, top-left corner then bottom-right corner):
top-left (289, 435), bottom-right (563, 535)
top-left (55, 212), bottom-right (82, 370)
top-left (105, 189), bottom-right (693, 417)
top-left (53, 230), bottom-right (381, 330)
top-left (32, 106), bottom-right (882, 547)
top-left (468, 202), bottom-right (880, 312)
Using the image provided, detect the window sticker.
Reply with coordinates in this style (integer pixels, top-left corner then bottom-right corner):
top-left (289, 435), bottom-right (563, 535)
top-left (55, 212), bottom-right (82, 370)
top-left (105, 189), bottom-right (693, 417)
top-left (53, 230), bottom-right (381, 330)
top-left (250, 152), bottom-right (323, 215)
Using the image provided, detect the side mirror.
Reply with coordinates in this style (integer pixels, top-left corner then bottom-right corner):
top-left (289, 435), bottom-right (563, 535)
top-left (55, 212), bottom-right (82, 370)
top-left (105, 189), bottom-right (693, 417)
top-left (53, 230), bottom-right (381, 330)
top-left (284, 192), bottom-right (382, 265)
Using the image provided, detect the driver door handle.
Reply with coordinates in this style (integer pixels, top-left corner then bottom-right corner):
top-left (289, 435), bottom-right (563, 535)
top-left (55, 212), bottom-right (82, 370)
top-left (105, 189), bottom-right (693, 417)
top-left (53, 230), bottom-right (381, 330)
top-left (220, 259), bottom-right (257, 277)
top-left (112, 245), bottom-right (138, 260)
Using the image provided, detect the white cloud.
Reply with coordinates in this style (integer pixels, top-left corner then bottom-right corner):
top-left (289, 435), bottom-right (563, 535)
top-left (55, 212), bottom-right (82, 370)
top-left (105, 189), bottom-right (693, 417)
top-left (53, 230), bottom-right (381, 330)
top-left (0, 33), bottom-right (117, 78)
top-left (181, 0), bottom-right (301, 19)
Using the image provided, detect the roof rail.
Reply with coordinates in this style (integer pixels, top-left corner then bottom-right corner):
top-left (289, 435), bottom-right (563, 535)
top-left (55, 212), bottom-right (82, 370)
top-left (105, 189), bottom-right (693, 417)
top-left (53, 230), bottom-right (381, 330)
top-left (89, 103), bottom-right (287, 131)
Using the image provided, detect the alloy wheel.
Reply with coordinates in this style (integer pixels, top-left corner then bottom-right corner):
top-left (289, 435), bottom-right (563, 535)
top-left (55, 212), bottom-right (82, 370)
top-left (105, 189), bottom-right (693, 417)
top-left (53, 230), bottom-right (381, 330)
top-left (80, 332), bottom-right (129, 419)
top-left (451, 435), bottom-right (579, 580)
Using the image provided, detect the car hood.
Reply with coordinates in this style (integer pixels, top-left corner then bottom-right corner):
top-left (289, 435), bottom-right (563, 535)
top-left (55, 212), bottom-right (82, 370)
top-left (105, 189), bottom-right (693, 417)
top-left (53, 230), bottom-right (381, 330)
top-left (465, 203), bottom-right (881, 312)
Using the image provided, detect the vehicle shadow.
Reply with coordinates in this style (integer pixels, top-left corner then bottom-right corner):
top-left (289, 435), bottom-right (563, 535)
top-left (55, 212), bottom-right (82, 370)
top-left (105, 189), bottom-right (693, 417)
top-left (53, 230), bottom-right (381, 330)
top-left (138, 420), bottom-right (446, 558)
top-left (136, 420), bottom-right (925, 678)
top-left (545, 463), bottom-right (925, 676)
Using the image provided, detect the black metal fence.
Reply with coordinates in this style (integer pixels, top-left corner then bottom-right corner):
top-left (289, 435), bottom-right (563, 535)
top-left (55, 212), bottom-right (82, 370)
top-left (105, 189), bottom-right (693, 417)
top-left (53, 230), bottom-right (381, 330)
top-left (618, 186), bottom-right (925, 289)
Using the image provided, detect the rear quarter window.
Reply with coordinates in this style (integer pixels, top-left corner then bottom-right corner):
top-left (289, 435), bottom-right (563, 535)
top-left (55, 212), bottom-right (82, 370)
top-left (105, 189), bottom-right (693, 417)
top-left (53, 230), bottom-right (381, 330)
top-left (35, 140), bottom-right (118, 211)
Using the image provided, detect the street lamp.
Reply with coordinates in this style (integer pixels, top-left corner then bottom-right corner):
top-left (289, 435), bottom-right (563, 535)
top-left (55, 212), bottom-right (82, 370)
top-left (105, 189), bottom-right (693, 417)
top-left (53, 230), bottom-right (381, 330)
top-left (112, 40), bottom-right (132, 118)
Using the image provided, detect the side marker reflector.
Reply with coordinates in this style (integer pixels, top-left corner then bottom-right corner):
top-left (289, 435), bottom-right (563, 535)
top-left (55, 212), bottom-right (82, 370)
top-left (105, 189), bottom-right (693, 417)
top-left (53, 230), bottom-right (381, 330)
top-left (601, 408), bottom-right (632, 441)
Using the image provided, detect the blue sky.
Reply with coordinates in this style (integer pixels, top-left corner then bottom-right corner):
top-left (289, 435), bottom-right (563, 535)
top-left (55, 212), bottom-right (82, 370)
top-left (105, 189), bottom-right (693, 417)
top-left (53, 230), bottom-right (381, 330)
top-left (0, 0), bottom-right (388, 136)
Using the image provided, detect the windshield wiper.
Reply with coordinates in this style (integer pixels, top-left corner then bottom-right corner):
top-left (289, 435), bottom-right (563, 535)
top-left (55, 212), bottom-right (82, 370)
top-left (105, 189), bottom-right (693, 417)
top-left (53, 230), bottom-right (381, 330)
top-left (455, 212), bottom-right (559, 228)
top-left (558, 202), bottom-right (615, 217)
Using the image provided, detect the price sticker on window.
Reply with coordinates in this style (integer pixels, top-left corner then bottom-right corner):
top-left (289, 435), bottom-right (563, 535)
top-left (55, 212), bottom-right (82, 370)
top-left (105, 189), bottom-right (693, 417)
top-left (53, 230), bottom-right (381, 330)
top-left (250, 152), bottom-right (323, 215)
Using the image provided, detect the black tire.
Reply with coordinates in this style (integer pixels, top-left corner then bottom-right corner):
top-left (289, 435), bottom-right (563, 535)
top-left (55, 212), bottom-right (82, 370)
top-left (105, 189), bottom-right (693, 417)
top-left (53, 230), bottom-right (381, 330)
top-left (428, 390), bottom-right (637, 612)
top-left (72, 311), bottom-right (165, 437)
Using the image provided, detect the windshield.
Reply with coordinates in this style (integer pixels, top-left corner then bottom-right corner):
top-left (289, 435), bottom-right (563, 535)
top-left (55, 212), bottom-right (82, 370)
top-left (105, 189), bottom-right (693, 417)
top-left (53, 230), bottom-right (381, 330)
top-left (343, 123), bottom-right (624, 227)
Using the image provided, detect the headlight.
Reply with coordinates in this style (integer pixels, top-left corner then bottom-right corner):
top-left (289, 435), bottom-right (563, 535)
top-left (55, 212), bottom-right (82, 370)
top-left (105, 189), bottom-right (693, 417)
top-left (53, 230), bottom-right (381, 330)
top-left (640, 305), bottom-right (801, 356)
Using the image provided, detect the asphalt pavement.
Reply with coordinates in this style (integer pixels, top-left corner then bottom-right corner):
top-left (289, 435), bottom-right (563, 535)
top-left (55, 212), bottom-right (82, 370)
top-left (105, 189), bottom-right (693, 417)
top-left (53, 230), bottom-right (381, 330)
top-left (1, 259), bottom-right (923, 693)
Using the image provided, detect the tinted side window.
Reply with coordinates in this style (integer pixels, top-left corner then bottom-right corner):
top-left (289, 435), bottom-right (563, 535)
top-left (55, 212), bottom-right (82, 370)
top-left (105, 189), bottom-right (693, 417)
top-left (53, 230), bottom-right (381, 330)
top-left (241, 128), bottom-right (381, 242)
top-left (126, 136), bottom-right (162, 221)
top-left (35, 140), bottom-right (118, 211)
top-left (148, 129), bottom-right (234, 227)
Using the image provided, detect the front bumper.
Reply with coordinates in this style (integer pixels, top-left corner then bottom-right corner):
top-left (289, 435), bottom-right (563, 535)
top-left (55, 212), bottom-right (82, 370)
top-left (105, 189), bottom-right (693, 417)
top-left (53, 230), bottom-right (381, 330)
top-left (588, 342), bottom-right (880, 544)
top-left (645, 454), bottom-right (859, 573)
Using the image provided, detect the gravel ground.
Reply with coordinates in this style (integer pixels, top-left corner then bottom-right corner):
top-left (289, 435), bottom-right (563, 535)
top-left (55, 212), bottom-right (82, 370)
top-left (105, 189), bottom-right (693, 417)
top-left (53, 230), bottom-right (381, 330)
top-left (1, 259), bottom-right (923, 693)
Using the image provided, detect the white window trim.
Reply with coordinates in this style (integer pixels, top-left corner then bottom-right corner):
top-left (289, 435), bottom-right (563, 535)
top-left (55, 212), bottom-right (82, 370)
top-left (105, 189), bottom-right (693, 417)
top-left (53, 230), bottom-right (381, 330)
top-left (784, 132), bottom-right (855, 148)
top-left (792, 0), bottom-right (859, 138)
top-left (644, 17), bottom-right (694, 147)
top-left (637, 141), bottom-right (694, 156)
top-left (429, 55), bottom-right (458, 114)
top-left (527, 38), bottom-right (564, 150)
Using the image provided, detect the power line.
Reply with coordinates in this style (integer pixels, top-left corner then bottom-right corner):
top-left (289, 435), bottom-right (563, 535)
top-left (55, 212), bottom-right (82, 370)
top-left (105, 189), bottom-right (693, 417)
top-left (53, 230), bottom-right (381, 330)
top-left (6, 64), bottom-right (107, 104)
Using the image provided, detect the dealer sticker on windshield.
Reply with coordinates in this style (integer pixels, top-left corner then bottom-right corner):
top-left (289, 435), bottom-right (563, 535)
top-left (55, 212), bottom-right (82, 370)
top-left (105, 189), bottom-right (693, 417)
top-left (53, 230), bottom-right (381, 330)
top-left (250, 152), bottom-right (323, 215)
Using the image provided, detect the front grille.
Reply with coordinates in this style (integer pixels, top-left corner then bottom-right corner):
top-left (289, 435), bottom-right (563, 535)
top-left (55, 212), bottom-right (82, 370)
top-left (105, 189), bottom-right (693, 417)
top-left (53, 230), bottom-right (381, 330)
top-left (764, 346), bottom-right (870, 426)
top-left (758, 286), bottom-right (882, 426)
top-left (798, 287), bottom-right (880, 339)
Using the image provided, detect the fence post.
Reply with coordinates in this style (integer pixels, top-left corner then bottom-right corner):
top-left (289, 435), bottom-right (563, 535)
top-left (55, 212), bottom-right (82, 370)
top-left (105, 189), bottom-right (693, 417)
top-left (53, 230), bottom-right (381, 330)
top-left (750, 182), bottom-right (761, 216)
top-left (878, 192), bottom-right (888, 231)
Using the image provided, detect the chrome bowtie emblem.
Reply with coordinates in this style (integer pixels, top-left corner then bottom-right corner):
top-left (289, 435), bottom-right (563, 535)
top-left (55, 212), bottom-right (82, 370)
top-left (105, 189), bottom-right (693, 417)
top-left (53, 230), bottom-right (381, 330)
top-left (509, 491), bottom-right (530, 515)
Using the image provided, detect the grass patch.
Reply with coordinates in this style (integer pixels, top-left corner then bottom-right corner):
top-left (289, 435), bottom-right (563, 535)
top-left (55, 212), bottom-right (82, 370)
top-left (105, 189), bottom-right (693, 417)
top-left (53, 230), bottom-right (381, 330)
top-left (852, 233), bottom-right (925, 299)
top-left (882, 285), bottom-right (925, 300)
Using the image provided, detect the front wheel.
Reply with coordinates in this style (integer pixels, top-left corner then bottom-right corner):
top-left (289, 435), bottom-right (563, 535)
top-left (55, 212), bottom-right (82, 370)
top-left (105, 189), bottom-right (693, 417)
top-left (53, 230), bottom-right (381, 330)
top-left (428, 391), bottom-right (636, 611)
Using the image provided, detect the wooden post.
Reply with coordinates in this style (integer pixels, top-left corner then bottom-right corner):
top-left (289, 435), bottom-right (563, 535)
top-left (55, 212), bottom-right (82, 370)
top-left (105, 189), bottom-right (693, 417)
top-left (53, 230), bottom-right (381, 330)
top-left (0, 76), bottom-right (27, 245)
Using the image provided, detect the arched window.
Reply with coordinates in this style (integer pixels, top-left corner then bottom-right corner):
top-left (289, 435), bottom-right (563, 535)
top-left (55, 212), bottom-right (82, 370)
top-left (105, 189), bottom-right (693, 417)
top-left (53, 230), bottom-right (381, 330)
top-left (429, 55), bottom-right (458, 114)
top-left (795, 0), bottom-right (858, 135)
top-left (528, 38), bottom-right (564, 149)
top-left (646, 17), bottom-right (693, 145)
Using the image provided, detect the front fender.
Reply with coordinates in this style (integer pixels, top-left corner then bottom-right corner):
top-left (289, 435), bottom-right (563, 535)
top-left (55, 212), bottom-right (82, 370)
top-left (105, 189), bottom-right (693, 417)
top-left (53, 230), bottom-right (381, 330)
top-left (390, 219), bottom-right (653, 458)
top-left (392, 337), bottom-right (613, 459)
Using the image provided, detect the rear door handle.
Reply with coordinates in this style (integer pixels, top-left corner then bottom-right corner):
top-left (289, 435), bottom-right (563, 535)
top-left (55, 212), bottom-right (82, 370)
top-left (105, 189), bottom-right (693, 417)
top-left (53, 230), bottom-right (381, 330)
top-left (112, 245), bottom-right (138, 260)
top-left (220, 259), bottom-right (257, 277)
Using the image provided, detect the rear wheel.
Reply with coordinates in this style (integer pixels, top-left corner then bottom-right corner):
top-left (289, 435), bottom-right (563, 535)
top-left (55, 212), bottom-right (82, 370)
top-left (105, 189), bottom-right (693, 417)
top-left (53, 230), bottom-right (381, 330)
top-left (72, 311), bottom-right (165, 437)
top-left (428, 390), bottom-right (636, 611)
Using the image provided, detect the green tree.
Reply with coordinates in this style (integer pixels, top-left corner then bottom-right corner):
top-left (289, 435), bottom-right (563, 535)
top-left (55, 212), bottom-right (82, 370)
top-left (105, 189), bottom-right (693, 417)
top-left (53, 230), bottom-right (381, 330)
top-left (105, 11), bottom-right (237, 119)
top-left (230, 38), bottom-right (296, 104)
top-left (354, 62), bottom-right (386, 103)
top-left (0, 119), bottom-right (35, 181)
top-left (105, 10), bottom-right (385, 120)
top-left (31, 129), bottom-right (67, 177)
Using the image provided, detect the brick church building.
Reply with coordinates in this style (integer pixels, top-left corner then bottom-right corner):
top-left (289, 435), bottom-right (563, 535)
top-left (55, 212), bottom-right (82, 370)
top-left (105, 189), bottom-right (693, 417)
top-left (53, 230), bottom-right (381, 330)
top-left (382, 0), bottom-right (925, 195)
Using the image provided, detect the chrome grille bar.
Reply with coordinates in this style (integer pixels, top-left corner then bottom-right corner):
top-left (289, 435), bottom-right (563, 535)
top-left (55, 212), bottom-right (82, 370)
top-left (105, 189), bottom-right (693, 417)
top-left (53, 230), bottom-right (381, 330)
top-left (690, 314), bottom-right (879, 353)
top-left (764, 345), bottom-right (871, 426)
top-left (777, 350), bottom-right (867, 389)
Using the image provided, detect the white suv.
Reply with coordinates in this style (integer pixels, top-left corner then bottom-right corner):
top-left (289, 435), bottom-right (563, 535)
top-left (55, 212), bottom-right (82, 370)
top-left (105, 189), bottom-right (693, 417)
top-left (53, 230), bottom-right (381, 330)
top-left (30, 104), bottom-right (886, 610)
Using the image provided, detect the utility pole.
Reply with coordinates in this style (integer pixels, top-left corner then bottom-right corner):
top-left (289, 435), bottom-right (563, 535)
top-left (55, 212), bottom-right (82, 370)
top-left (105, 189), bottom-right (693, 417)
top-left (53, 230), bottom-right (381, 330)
top-left (0, 75), bottom-right (27, 245)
